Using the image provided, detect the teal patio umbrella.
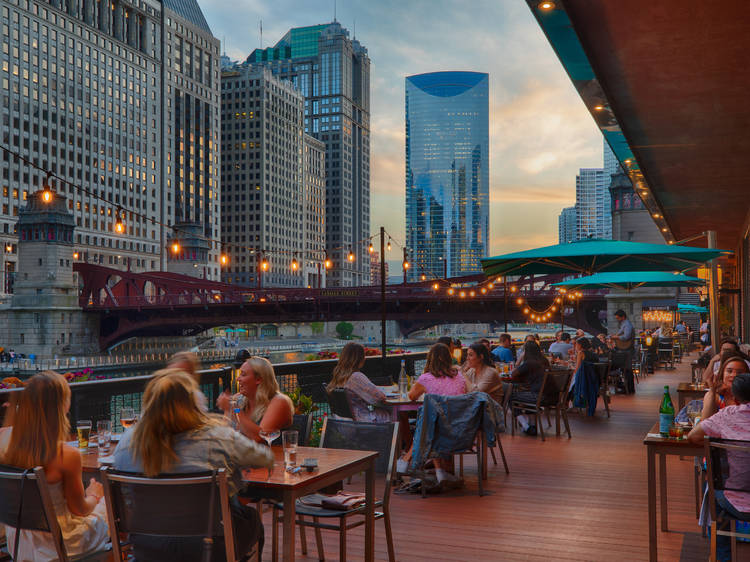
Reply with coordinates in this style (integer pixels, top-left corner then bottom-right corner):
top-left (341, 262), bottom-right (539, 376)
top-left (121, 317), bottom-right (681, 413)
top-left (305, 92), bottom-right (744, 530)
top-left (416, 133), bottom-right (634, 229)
top-left (551, 271), bottom-right (705, 291)
top-left (677, 303), bottom-right (708, 314)
top-left (481, 239), bottom-right (730, 277)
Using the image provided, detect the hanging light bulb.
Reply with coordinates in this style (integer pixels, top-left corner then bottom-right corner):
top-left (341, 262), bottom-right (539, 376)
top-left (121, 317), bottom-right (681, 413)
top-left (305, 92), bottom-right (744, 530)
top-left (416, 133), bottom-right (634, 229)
top-left (220, 254), bottom-right (228, 266)
top-left (387, 238), bottom-right (392, 252)
top-left (41, 172), bottom-right (54, 203)
top-left (368, 242), bottom-right (374, 254)
top-left (420, 273), bottom-right (426, 281)
top-left (448, 288), bottom-right (455, 295)
top-left (114, 209), bottom-right (125, 234)
top-left (324, 252), bottom-right (332, 269)
top-left (261, 256), bottom-right (269, 271)
top-left (171, 242), bottom-right (180, 254)
top-left (432, 283), bottom-right (439, 291)
top-left (291, 257), bottom-right (299, 271)
top-left (347, 248), bottom-right (355, 262)
top-left (487, 283), bottom-right (494, 290)
top-left (480, 287), bottom-right (487, 294)
top-left (73, 251), bottom-right (79, 260)
top-left (516, 298), bottom-right (523, 305)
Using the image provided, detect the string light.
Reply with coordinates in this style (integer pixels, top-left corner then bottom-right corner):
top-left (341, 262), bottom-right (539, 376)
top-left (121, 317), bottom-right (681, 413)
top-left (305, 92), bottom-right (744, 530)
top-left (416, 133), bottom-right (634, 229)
top-left (261, 256), bottom-right (269, 271)
top-left (220, 254), bottom-right (228, 266)
top-left (448, 288), bottom-right (455, 295)
top-left (291, 257), bottom-right (299, 271)
top-left (420, 274), bottom-right (426, 281)
top-left (387, 239), bottom-right (392, 252)
top-left (114, 209), bottom-right (125, 234)
top-left (516, 298), bottom-right (523, 305)
top-left (347, 248), bottom-right (355, 262)
top-left (368, 242), bottom-right (374, 254)
top-left (432, 283), bottom-right (439, 291)
top-left (73, 252), bottom-right (79, 260)
top-left (324, 253), bottom-right (332, 269)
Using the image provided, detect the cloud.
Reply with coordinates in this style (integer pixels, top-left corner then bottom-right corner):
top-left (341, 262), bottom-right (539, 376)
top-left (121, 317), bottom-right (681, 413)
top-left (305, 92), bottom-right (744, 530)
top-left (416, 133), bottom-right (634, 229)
top-left (201, 0), bottom-right (604, 255)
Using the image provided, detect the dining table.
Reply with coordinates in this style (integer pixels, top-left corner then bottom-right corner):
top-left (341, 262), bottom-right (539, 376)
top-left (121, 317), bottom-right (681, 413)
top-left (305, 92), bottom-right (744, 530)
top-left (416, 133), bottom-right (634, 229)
top-left (642, 422), bottom-right (704, 562)
top-left (243, 445), bottom-right (378, 562)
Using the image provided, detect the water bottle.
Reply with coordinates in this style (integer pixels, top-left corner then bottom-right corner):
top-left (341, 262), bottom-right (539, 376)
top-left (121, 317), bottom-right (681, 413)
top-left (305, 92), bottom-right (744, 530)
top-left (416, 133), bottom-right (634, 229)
top-left (398, 360), bottom-right (408, 398)
top-left (659, 385), bottom-right (675, 437)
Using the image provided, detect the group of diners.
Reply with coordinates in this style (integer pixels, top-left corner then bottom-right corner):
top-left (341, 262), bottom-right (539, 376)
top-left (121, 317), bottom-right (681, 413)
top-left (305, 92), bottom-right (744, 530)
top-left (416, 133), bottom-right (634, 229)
top-left (0, 351), bottom-right (295, 561)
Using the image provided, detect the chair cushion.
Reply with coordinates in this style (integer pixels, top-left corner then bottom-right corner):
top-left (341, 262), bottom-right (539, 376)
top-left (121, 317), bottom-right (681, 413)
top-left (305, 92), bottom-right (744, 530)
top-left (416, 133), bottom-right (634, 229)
top-left (273, 493), bottom-right (383, 518)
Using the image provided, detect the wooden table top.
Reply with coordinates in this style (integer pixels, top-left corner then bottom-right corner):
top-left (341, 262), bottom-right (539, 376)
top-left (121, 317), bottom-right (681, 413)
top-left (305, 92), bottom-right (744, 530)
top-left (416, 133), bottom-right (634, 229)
top-left (676, 382), bottom-right (707, 392)
top-left (377, 386), bottom-right (423, 405)
top-left (642, 422), bottom-right (702, 449)
top-left (242, 446), bottom-right (377, 489)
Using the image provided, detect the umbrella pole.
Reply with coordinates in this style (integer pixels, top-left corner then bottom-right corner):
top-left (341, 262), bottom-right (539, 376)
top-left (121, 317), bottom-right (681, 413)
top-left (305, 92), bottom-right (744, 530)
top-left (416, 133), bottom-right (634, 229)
top-left (707, 230), bottom-right (721, 349)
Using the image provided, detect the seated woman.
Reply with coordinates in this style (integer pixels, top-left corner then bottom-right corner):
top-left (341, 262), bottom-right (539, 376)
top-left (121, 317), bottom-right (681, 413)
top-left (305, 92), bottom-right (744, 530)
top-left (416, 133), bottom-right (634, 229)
top-left (688, 373), bottom-right (750, 562)
top-left (463, 342), bottom-right (503, 405)
top-left (217, 356), bottom-right (294, 443)
top-left (327, 342), bottom-right (390, 423)
top-left (408, 343), bottom-right (467, 401)
top-left (400, 343), bottom-right (467, 483)
top-left (701, 338), bottom-right (741, 385)
top-left (113, 369), bottom-right (274, 561)
top-left (0, 371), bottom-right (109, 560)
top-left (702, 354), bottom-right (750, 420)
top-left (508, 341), bottom-right (550, 436)
top-left (572, 337), bottom-right (598, 373)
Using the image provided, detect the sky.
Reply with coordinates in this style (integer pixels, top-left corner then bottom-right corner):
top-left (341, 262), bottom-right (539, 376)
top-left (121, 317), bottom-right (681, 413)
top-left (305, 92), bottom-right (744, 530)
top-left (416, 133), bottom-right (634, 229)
top-left (200, 0), bottom-right (605, 257)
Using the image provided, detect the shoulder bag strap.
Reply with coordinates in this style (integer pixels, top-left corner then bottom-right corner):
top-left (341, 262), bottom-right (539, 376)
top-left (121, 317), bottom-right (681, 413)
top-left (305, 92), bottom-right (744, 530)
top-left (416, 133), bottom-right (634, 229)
top-left (13, 469), bottom-right (30, 560)
top-left (201, 470), bottom-right (218, 562)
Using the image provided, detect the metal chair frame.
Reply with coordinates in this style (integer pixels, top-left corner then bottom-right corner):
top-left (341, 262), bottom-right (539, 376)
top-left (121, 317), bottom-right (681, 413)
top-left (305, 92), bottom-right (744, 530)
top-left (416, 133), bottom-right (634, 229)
top-left (704, 437), bottom-right (750, 562)
top-left (101, 467), bottom-right (241, 562)
top-left (271, 419), bottom-right (399, 562)
top-left (511, 370), bottom-right (573, 441)
top-left (0, 465), bottom-right (106, 562)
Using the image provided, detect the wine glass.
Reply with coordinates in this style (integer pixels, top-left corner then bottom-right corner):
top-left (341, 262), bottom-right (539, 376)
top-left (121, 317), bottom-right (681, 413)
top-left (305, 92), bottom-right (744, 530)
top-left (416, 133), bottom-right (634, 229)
top-left (686, 401), bottom-right (702, 427)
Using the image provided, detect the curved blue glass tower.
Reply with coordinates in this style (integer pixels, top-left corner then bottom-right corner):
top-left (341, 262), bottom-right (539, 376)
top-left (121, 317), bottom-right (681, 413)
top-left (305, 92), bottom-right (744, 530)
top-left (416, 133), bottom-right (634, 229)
top-left (405, 71), bottom-right (489, 280)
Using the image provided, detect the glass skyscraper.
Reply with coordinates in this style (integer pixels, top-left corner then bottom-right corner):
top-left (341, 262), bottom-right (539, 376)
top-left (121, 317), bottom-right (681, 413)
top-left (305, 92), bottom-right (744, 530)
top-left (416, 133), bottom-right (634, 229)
top-left (405, 71), bottom-right (489, 280)
top-left (246, 22), bottom-right (370, 287)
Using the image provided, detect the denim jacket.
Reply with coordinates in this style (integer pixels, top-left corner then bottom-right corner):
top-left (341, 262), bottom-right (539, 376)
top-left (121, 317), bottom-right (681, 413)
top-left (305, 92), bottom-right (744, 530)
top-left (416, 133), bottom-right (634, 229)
top-left (572, 361), bottom-right (600, 416)
top-left (410, 391), bottom-right (505, 470)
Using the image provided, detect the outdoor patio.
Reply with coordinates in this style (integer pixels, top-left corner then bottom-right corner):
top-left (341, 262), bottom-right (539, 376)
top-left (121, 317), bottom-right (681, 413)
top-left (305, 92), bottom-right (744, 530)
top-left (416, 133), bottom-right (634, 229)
top-left (262, 358), bottom-right (732, 561)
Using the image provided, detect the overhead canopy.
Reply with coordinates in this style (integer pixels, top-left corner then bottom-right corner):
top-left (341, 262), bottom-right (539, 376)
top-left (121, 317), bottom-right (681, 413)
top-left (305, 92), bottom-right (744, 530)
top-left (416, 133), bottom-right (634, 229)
top-left (481, 239), bottom-right (729, 277)
top-left (527, 0), bottom-right (750, 250)
top-left (678, 303), bottom-right (708, 314)
top-left (551, 271), bottom-right (705, 291)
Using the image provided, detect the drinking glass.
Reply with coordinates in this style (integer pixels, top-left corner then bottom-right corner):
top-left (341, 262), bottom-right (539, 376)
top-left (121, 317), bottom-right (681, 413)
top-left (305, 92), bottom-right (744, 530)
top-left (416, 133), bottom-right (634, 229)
top-left (76, 420), bottom-right (92, 449)
top-left (97, 420), bottom-right (112, 456)
top-left (282, 430), bottom-right (298, 470)
top-left (120, 407), bottom-right (137, 431)
top-left (686, 402), bottom-right (702, 427)
top-left (259, 429), bottom-right (280, 448)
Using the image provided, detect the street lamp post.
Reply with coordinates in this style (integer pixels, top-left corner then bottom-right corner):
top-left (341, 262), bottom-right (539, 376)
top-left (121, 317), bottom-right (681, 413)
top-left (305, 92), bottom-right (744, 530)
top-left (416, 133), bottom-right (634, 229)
top-left (380, 227), bottom-right (387, 378)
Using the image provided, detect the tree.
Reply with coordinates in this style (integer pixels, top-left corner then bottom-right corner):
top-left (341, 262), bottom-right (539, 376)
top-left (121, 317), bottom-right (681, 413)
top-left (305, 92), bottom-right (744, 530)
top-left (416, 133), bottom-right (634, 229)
top-left (310, 321), bottom-right (324, 335)
top-left (335, 322), bottom-right (354, 340)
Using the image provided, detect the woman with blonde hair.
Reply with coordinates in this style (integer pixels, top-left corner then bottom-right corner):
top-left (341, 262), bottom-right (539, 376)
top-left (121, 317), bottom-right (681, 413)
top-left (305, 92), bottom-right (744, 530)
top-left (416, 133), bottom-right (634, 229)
top-left (113, 368), bottom-right (274, 560)
top-left (167, 350), bottom-right (207, 411)
top-left (327, 342), bottom-right (390, 422)
top-left (0, 371), bottom-right (109, 560)
top-left (217, 356), bottom-right (294, 443)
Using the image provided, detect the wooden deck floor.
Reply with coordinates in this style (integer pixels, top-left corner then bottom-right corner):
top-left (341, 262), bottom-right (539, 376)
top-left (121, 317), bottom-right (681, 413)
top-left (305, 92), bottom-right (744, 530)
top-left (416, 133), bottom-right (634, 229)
top-left (261, 355), bottom-right (748, 561)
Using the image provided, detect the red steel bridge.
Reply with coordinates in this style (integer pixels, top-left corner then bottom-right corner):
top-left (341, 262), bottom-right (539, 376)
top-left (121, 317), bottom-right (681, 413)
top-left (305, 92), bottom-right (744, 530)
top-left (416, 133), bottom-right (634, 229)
top-left (74, 263), bottom-right (608, 349)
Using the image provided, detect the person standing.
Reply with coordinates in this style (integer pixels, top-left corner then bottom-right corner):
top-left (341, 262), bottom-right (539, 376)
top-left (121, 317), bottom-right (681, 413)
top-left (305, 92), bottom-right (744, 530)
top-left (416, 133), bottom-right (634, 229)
top-left (610, 309), bottom-right (635, 393)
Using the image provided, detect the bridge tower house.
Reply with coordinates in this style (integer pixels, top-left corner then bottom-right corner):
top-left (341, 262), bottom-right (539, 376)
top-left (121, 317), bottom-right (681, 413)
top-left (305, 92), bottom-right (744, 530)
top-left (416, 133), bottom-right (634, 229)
top-left (0, 191), bottom-right (99, 356)
top-left (166, 222), bottom-right (211, 278)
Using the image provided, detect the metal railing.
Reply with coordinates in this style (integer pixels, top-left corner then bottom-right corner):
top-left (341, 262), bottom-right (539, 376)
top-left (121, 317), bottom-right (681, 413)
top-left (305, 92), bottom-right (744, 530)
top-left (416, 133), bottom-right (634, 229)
top-left (0, 352), bottom-right (428, 427)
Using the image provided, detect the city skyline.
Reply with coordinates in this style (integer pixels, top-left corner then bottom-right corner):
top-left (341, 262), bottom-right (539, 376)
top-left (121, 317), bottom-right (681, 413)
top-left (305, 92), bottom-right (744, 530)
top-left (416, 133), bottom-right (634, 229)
top-left (202, 0), bottom-right (604, 257)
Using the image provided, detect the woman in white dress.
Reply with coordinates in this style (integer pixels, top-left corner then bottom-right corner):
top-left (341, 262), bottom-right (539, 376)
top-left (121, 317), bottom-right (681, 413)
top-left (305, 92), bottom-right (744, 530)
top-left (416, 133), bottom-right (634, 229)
top-left (0, 371), bottom-right (109, 561)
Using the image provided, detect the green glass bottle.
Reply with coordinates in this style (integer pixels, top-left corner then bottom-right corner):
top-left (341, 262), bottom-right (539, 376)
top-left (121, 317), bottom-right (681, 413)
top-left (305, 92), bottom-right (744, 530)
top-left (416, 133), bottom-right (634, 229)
top-left (659, 385), bottom-right (675, 437)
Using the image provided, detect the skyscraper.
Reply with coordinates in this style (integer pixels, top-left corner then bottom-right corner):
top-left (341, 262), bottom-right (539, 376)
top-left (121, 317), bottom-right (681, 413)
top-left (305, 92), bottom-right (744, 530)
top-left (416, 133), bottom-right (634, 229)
top-left (575, 168), bottom-right (608, 240)
top-left (405, 72), bottom-right (489, 280)
top-left (246, 22), bottom-right (370, 286)
top-left (558, 206), bottom-right (577, 244)
top-left (0, 0), bottom-right (222, 291)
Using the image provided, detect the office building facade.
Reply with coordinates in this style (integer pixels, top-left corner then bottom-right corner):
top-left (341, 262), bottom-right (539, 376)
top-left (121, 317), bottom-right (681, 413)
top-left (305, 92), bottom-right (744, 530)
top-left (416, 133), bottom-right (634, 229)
top-left (405, 71), bottom-right (489, 280)
top-left (558, 205), bottom-right (576, 244)
top-left (246, 22), bottom-right (370, 286)
top-left (0, 0), bottom-right (221, 295)
top-left (221, 64), bottom-right (325, 288)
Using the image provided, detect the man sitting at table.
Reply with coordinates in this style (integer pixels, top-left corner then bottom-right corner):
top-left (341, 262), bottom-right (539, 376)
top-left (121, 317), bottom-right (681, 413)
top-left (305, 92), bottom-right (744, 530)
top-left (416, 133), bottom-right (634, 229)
top-left (688, 373), bottom-right (750, 562)
top-left (491, 333), bottom-right (515, 363)
top-left (549, 332), bottom-right (573, 358)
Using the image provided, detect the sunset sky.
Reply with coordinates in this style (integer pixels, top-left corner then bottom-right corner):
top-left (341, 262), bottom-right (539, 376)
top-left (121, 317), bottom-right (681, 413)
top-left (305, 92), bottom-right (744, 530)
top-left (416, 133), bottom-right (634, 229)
top-left (202, 0), bottom-right (605, 257)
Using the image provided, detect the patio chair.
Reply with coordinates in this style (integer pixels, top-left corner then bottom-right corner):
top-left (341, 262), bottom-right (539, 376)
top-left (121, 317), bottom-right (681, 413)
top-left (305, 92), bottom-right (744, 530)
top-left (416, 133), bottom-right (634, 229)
top-left (592, 362), bottom-right (612, 418)
top-left (704, 437), bottom-right (750, 562)
top-left (0, 464), bottom-right (110, 561)
top-left (270, 419), bottom-right (399, 562)
top-left (656, 337), bottom-right (675, 370)
top-left (270, 413), bottom-right (314, 446)
top-left (511, 370), bottom-right (573, 441)
top-left (101, 467), bottom-right (251, 562)
top-left (323, 384), bottom-right (356, 419)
